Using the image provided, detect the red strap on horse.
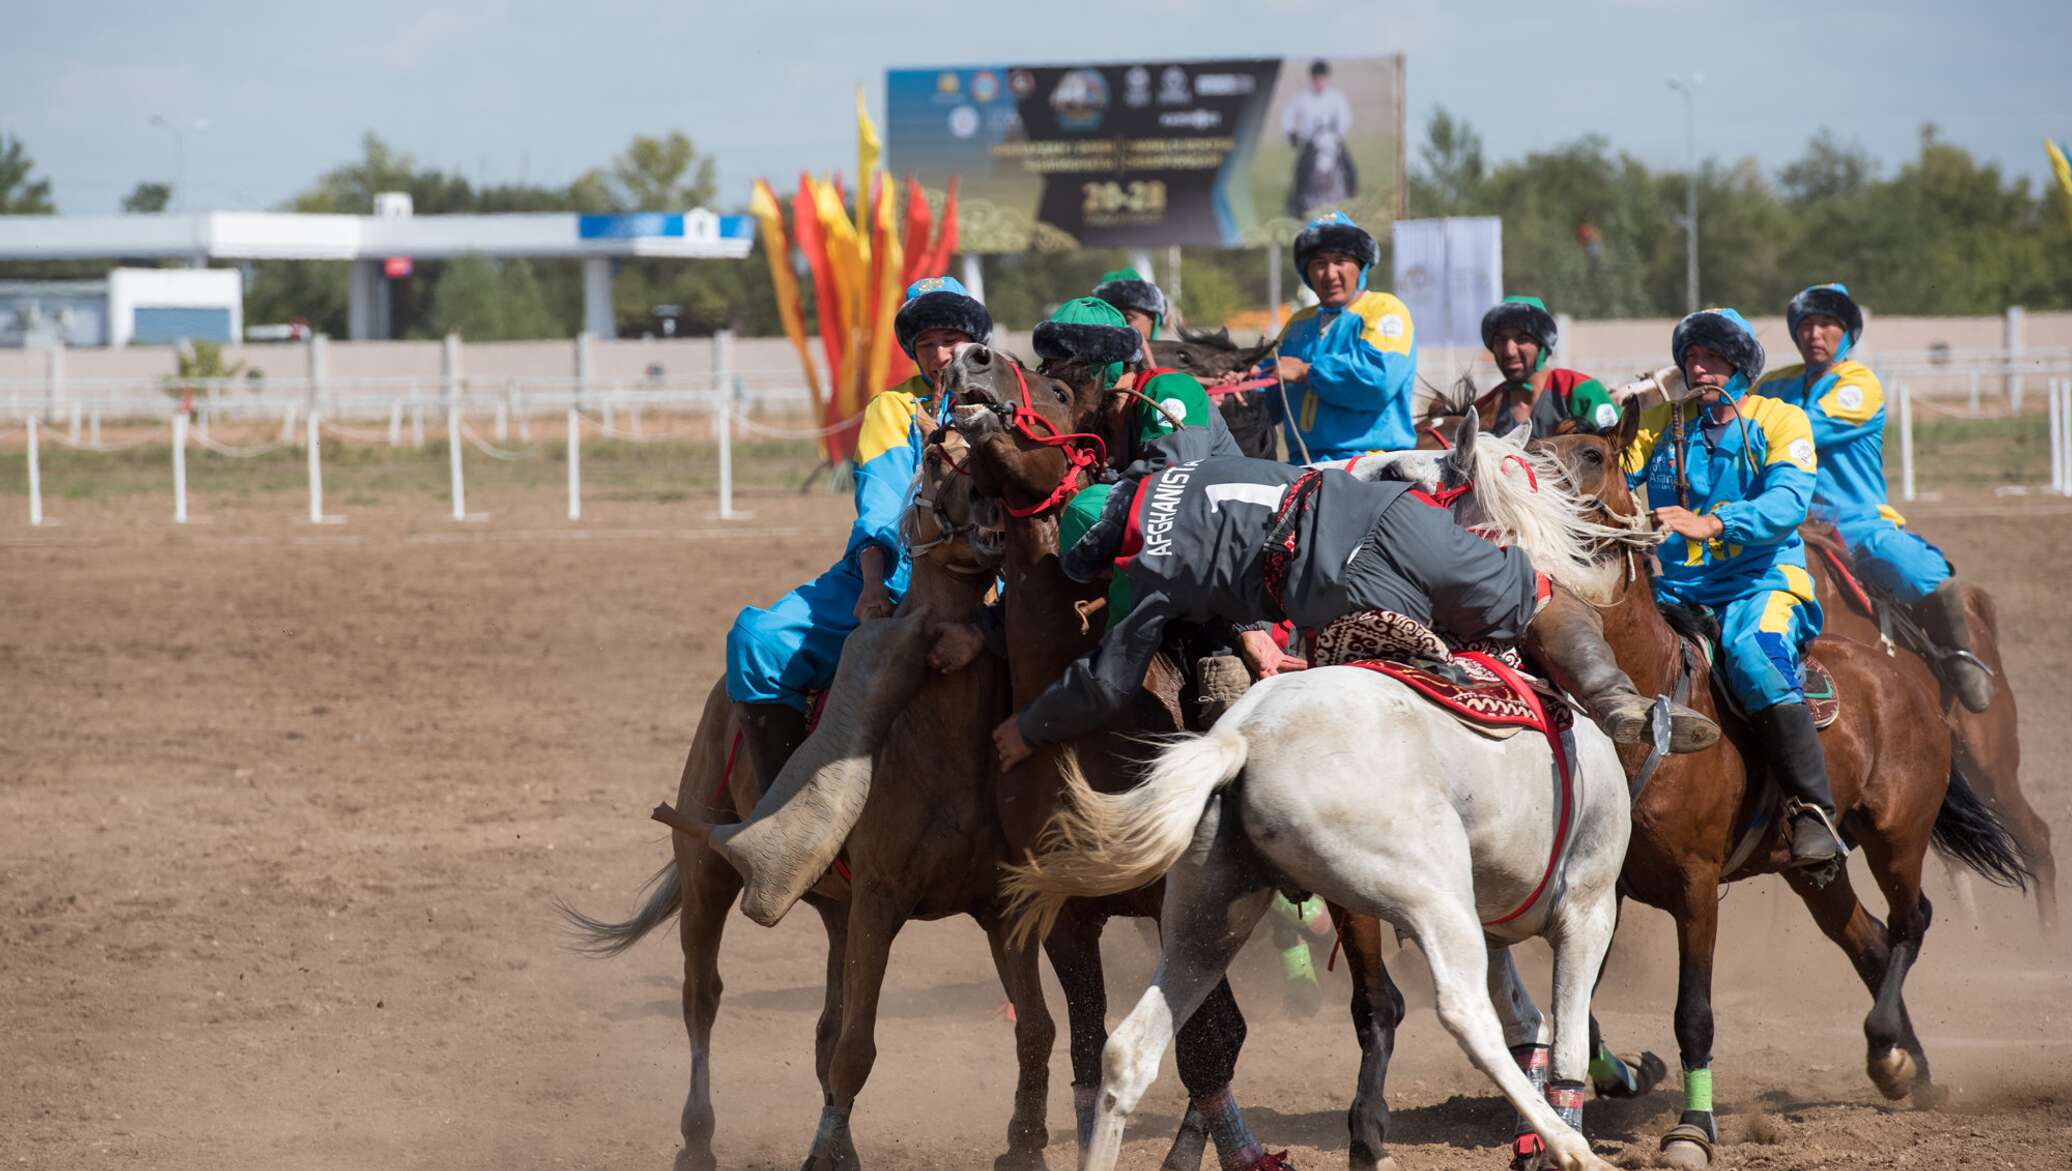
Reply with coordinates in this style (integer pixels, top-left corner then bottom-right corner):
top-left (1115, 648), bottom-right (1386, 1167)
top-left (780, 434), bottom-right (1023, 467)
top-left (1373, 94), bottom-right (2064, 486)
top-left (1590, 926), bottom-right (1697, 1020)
top-left (1422, 423), bottom-right (1452, 449)
top-left (997, 361), bottom-right (1109, 518)
top-left (1465, 651), bottom-right (1576, 928)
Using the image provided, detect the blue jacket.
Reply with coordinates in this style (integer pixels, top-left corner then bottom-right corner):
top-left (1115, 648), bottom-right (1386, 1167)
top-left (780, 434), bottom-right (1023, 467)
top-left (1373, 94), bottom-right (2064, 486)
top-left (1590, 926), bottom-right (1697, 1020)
top-left (843, 372), bottom-right (938, 578)
top-left (1268, 290), bottom-right (1417, 461)
top-left (1753, 358), bottom-right (1904, 530)
top-left (1623, 390), bottom-right (1820, 607)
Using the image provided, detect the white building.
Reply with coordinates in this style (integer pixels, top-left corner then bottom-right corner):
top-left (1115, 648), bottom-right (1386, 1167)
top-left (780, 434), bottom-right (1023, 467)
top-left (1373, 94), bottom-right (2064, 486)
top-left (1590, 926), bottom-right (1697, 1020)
top-left (0, 267), bottom-right (245, 349)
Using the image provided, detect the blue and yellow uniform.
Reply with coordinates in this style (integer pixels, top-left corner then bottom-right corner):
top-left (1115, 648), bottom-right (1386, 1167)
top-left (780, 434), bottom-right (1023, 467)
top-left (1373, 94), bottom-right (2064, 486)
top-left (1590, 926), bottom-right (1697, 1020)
top-left (1269, 213), bottom-right (1418, 462)
top-left (724, 377), bottom-right (937, 711)
top-left (1625, 345), bottom-right (1824, 714)
top-left (1754, 285), bottom-right (1951, 606)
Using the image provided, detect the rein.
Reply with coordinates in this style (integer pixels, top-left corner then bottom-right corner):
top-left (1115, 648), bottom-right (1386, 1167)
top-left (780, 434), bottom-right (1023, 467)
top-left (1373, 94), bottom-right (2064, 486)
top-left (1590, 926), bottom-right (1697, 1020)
top-left (995, 360), bottom-right (1109, 519)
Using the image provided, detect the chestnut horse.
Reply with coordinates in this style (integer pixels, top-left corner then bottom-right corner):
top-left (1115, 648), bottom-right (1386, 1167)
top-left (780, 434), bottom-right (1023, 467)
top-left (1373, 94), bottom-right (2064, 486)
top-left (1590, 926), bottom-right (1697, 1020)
top-left (1798, 524), bottom-right (2058, 930)
top-left (1523, 416), bottom-right (2031, 1169)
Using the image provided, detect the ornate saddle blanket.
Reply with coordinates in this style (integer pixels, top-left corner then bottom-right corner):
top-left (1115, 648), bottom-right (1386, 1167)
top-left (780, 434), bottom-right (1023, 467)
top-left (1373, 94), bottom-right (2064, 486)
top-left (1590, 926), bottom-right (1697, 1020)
top-left (1310, 609), bottom-right (1568, 741)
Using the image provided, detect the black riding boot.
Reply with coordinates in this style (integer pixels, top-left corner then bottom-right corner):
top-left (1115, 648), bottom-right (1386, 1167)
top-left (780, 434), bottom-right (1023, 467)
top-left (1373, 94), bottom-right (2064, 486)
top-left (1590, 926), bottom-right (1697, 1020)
top-left (1915, 579), bottom-right (1995, 713)
top-left (1526, 586), bottom-right (1719, 752)
top-left (735, 701), bottom-right (810, 791)
top-left (1753, 702), bottom-right (1843, 868)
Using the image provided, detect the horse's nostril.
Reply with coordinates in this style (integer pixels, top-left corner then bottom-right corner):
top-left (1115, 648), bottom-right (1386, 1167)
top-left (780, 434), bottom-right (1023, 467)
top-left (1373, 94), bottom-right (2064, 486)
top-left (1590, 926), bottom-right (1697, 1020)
top-left (967, 346), bottom-right (991, 367)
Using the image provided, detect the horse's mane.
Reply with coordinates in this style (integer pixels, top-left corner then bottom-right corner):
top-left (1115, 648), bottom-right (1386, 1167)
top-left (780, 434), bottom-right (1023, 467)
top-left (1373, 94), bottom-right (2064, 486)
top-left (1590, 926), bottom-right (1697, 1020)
top-left (1422, 373), bottom-right (1479, 422)
top-left (1449, 431), bottom-right (1662, 605)
top-left (1174, 324), bottom-right (1232, 348)
top-left (1657, 600), bottom-right (1720, 646)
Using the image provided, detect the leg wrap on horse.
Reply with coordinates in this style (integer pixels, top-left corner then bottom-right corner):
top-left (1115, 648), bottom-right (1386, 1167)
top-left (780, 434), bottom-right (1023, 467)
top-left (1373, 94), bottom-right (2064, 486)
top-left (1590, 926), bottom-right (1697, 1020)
top-left (1191, 1085), bottom-right (1266, 1171)
top-left (1509, 1043), bottom-right (1550, 1157)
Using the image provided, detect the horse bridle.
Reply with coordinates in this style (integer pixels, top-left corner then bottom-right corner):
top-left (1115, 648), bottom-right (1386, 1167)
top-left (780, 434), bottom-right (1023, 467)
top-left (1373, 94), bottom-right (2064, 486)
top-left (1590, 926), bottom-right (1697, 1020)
top-left (963, 359), bottom-right (1110, 519)
top-left (901, 439), bottom-right (1001, 574)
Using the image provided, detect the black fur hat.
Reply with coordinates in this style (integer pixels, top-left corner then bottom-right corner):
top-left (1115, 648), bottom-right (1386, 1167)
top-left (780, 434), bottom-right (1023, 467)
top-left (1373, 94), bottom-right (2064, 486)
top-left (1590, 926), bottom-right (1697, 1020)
top-left (1671, 308), bottom-right (1766, 387)
top-left (1292, 212), bottom-right (1378, 282)
top-left (1479, 295), bottom-right (1558, 355)
top-left (893, 277), bottom-right (992, 358)
top-left (1032, 320), bottom-right (1144, 368)
top-left (1091, 270), bottom-right (1168, 328)
top-left (1786, 283), bottom-right (1863, 343)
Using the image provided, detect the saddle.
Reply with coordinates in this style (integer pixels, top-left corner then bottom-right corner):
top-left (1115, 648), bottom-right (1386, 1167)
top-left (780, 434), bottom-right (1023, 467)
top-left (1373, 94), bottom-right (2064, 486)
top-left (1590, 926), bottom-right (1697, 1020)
top-left (1310, 609), bottom-right (1574, 741)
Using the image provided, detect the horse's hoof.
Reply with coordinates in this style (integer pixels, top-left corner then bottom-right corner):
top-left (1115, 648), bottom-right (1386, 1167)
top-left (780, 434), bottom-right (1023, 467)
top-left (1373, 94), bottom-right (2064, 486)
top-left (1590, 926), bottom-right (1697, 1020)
top-left (993, 1147), bottom-right (1048, 1171)
top-left (1349, 1153), bottom-right (1398, 1171)
top-left (1867, 1047), bottom-right (1915, 1101)
top-left (1658, 1124), bottom-right (1715, 1170)
top-left (1911, 1078), bottom-right (1950, 1110)
top-left (673, 1149), bottom-right (717, 1171)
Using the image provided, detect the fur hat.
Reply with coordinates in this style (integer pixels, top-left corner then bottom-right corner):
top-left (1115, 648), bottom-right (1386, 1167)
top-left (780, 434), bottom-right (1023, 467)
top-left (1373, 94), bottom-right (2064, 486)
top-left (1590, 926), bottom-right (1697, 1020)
top-left (1786, 283), bottom-right (1863, 344)
top-left (1034, 297), bottom-right (1143, 386)
top-left (1480, 294), bottom-right (1558, 360)
top-left (1671, 307), bottom-right (1766, 390)
top-left (893, 275), bottom-right (992, 359)
top-left (1091, 268), bottom-right (1168, 334)
top-left (1292, 212), bottom-right (1378, 289)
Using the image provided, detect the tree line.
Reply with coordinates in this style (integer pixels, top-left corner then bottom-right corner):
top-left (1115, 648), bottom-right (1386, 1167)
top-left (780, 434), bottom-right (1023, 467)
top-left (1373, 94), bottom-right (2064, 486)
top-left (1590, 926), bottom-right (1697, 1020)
top-left (1, 112), bottom-right (2067, 343)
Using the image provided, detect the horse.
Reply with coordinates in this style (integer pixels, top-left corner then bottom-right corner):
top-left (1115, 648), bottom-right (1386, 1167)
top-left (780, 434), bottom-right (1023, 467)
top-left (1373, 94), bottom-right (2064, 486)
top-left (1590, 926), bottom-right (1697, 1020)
top-left (1796, 522), bottom-right (2058, 931)
top-left (1149, 326), bottom-right (1281, 460)
top-left (1287, 124), bottom-right (1352, 219)
top-left (560, 429), bottom-right (1058, 1171)
top-left (1517, 413), bottom-right (2032, 1168)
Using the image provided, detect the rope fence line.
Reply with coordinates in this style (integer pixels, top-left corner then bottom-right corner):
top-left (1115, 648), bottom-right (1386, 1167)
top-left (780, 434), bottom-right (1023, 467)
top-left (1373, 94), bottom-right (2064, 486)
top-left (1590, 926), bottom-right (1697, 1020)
top-left (456, 419), bottom-right (544, 463)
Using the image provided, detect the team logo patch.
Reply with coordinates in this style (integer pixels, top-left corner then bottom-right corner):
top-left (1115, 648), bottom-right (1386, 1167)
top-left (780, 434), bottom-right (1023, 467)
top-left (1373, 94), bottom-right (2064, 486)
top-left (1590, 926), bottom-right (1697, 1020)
top-left (1377, 314), bottom-right (1405, 338)
top-left (1593, 403), bottom-right (1620, 428)
top-left (1787, 438), bottom-right (1815, 470)
top-left (1835, 384), bottom-right (1865, 411)
top-left (1159, 397), bottom-right (1189, 429)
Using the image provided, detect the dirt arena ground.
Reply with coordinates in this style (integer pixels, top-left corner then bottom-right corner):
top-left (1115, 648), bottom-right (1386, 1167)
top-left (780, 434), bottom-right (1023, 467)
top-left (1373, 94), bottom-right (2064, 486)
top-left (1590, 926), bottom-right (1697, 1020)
top-left (5, 463), bottom-right (2071, 1171)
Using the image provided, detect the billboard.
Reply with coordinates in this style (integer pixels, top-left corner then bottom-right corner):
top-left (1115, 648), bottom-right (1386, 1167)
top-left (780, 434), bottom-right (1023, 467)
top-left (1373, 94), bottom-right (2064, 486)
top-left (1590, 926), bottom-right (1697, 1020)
top-left (886, 55), bottom-right (1404, 253)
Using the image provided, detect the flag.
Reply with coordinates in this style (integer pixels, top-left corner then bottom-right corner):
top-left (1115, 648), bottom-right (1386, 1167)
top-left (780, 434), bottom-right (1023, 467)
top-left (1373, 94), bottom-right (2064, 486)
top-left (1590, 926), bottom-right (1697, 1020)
top-left (815, 178), bottom-right (869, 461)
top-left (750, 179), bottom-right (823, 417)
top-left (899, 175), bottom-right (934, 287)
top-left (865, 174), bottom-right (913, 399)
top-left (792, 174), bottom-right (843, 406)
top-left (855, 87), bottom-right (881, 239)
top-left (923, 177), bottom-right (960, 280)
top-left (2048, 140), bottom-right (2072, 231)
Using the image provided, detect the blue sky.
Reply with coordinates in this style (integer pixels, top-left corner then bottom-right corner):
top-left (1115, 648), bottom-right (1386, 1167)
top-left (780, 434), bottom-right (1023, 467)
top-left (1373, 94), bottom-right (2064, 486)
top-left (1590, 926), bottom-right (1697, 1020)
top-left (6, 0), bottom-right (2067, 214)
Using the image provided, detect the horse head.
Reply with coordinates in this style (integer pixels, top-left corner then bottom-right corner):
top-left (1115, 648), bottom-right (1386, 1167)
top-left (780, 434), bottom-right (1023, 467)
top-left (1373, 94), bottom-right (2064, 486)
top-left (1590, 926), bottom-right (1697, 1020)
top-left (1530, 400), bottom-right (1646, 530)
top-left (1148, 326), bottom-right (1274, 380)
top-left (904, 426), bottom-right (1006, 575)
top-left (942, 344), bottom-right (1113, 519)
top-left (1415, 373), bottom-right (1484, 449)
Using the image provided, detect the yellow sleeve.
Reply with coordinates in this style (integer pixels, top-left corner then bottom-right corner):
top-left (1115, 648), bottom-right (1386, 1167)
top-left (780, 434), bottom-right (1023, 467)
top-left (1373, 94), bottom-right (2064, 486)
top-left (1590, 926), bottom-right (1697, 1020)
top-left (1816, 361), bottom-right (1884, 425)
top-left (1349, 291), bottom-right (1414, 355)
top-left (1750, 396), bottom-right (1817, 473)
top-left (1275, 305), bottom-right (1319, 346)
top-left (1621, 401), bottom-right (1672, 476)
top-left (855, 389), bottom-right (919, 466)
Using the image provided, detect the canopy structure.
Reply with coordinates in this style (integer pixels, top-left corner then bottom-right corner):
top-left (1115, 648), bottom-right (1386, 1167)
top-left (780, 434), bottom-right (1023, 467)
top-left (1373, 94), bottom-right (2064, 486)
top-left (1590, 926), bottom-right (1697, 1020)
top-left (0, 206), bottom-right (755, 340)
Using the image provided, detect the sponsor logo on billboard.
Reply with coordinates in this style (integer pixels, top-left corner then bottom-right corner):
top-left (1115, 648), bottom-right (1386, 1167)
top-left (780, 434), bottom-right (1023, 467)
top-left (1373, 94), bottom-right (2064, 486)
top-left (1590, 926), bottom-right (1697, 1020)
top-left (1051, 69), bottom-right (1110, 131)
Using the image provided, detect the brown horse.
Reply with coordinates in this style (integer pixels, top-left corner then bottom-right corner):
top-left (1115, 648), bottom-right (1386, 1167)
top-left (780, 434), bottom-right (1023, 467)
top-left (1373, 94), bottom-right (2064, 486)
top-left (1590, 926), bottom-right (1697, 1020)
top-left (1528, 416), bottom-right (2032, 1168)
top-left (1148, 326), bottom-right (1279, 460)
top-left (1798, 524), bottom-right (2059, 930)
top-left (945, 343), bottom-right (1420, 1171)
top-left (563, 431), bottom-right (1057, 1171)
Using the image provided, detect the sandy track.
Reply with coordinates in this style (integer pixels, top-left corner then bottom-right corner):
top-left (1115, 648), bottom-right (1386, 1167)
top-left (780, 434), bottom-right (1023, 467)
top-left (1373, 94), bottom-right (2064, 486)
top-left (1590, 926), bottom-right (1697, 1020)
top-left (3, 489), bottom-right (2068, 1171)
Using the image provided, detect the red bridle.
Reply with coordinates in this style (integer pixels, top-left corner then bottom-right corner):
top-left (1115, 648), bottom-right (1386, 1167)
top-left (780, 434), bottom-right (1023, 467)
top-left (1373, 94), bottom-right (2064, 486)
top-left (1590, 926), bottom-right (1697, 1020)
top-left (995, 360), bottom-right (1109, 519)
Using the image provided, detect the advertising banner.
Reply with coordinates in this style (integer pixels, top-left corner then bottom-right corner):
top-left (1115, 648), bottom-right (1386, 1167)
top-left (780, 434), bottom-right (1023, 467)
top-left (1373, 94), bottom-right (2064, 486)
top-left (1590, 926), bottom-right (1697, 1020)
top-left (886, 55), bottom-right (1403, 253)
top-left (1392, 217), bottom-right (1503, 351)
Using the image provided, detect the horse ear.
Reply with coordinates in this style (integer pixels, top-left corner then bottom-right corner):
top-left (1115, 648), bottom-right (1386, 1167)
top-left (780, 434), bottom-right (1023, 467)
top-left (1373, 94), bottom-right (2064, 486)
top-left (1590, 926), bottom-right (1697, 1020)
top-left (1614, 398), bottom-right (1642, 454)
top-left (1213, 327), bottom-right (1231, 346)
top-left (1445, 410), bottom-right (1479, 483)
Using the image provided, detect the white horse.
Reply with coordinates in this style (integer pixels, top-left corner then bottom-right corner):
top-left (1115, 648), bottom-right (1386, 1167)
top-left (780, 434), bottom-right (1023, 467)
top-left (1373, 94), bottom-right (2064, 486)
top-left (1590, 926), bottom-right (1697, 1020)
top-left (1006, 427), bottom-right (1636, 1171)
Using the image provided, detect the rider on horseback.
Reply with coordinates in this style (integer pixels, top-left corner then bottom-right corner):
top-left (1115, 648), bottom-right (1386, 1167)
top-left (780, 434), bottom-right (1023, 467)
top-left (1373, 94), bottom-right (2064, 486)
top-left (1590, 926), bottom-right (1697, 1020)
top-left (1257, 213), bottom-right (1418, 463)
top-left (984, 430), bottom-right (1719, 770)
top-left (1092, 267), bottom-right (1168, 344)
top-left (724, 276), bottom-right (990, 783)
top-left (1478, 295), bottom-right (1622, 439)
top-left (1753, 283), bottom-right (1994, 711)
top-left (1624, 308), bottom-right (1844, 868)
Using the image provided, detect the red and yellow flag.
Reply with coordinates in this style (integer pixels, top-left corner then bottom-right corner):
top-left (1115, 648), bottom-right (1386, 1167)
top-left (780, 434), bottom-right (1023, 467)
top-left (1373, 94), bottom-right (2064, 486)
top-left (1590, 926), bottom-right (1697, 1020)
top-left (2047, 139), bottom-right (2072, 231)
top-left (791, 173), bottom-right (843, 400)
top-left (865, 174), bottom-right (913, 399)
top-left (750, 179), bottom-right (822, 417)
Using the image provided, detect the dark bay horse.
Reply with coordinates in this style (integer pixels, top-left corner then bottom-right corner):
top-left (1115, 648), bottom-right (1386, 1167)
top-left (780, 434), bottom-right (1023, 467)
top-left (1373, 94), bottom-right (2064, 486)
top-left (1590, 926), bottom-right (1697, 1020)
top-left (946, 343), bottom-right (1420, 1171)
top-left (562, 432), bottom-right (1057, 1171)
top-left (1150, 326), bottom-right (1280, 460)
top-left (1530, 416), bottom-right (2031, 1168)
top-left (1798, 523), bottom-right (2058, 930)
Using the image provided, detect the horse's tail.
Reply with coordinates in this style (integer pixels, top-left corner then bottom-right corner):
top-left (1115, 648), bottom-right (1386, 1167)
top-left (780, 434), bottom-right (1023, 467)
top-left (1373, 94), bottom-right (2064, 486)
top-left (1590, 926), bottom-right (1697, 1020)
top-left (1930, 760), bottom-right (2033, 892)
top-left (1002, 730), bottom-right (1249, 947)
top-left (557, 862), bottom-right (683, 957)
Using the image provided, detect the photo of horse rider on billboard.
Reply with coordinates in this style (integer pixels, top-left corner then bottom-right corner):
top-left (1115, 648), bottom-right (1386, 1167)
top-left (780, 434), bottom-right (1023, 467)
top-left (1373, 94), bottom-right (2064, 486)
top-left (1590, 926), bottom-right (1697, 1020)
top-left (1283, 59), bottom-right (1359, 218)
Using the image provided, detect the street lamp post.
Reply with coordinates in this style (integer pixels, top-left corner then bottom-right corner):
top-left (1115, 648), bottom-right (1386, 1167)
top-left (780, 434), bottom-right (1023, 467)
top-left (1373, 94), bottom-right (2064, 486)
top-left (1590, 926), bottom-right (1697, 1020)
top-left (1667, 74), bottom-right (1702, 313)
top-left (148, 116), bottom-right (206, 212)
